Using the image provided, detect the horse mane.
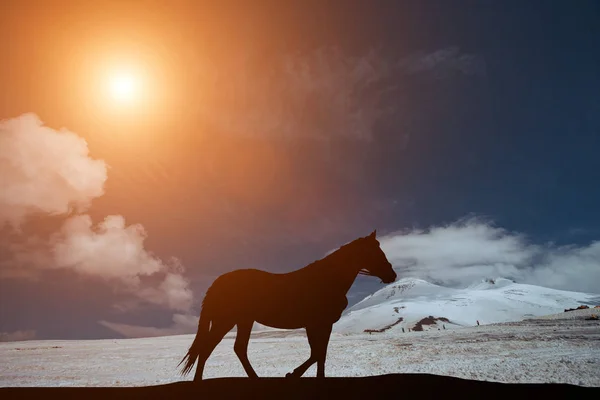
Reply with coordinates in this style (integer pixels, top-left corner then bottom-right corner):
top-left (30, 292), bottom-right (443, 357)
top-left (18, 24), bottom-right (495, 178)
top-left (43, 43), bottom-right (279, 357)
top-left (301, 236), bottom-right (376, 277)
top-left (336, 236), bottom-right (379, 278)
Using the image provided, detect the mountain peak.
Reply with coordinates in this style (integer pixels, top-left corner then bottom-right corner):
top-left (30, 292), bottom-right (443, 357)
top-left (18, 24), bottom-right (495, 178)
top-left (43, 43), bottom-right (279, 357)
top-left (337, 278), bottom-right (597, 334)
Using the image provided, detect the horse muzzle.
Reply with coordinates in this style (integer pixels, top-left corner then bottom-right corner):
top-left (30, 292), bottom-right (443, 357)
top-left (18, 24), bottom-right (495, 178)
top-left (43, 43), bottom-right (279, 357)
top-left (382, 272), bottom-right (397, 284)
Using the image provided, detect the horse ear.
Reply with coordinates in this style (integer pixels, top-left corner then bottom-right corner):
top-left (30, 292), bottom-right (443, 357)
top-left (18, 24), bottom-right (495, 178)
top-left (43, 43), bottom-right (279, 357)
top-left (369, 230), bottom-right (377, 239)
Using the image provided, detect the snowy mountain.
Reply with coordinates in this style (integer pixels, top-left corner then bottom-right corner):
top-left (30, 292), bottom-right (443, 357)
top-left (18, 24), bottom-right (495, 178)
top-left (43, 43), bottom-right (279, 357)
top-left (334, 277), bottom-right (600, 334)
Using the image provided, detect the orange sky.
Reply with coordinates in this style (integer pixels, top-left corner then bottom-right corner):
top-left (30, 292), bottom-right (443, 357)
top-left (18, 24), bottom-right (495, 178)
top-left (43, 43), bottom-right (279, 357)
top-left (1, 1), bottom-right (392, 274)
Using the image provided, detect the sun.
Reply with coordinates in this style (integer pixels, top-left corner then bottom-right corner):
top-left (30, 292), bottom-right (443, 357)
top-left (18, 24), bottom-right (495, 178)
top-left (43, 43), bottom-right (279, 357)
top-left (107, 71), bottom-right (139, 104)
top-left (88, 56), bottom-right (164, 119)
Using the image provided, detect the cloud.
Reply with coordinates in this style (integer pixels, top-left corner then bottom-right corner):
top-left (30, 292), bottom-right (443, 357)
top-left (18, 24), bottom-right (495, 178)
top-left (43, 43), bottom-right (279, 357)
top-left (99, 313), bottom-right (275, 338)
top-left (0, 330), bottom-right (36, 342)
top-left (378, 217), bottom-right (600, 294)
top-left (2, 214), bottom-right (194, 312)
top-left (0, 114), bottom-right (194, 313)
top-left (197, 45), bottom-right (484, 144)
top-left (400, 46), bottom-right (487, 78)
top-left (51, 214), bottom-right (194, 311)
top-left (198, 46), bottom-right (398, 142)
top-left (0, 113), bottom-right (107, 229)
top-left (138, 271), bottom-right (195, 312)
top-left (99, 314), bottom-right (198, 338)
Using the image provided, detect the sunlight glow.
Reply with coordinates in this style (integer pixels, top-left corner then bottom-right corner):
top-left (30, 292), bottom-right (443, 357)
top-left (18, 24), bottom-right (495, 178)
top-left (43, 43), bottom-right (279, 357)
top-left (108, 72), bottom-right (139, 103)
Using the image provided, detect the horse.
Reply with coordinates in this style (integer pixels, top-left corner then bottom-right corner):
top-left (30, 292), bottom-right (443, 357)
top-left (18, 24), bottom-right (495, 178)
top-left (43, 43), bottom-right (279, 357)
top-left (178, 230), bottom-right (396, 381)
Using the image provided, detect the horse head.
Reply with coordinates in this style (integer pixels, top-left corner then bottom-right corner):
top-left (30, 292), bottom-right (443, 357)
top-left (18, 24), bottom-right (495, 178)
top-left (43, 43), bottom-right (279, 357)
top-left (355, 230), bottom-right (397, 284)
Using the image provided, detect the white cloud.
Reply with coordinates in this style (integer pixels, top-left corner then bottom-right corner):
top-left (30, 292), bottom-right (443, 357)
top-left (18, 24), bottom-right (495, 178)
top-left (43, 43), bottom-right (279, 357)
top-left (379, 217), bottom-right (600, 294)
top-left (138, 271), bottom-right (194, 312)
top-left (0, 113), bottom-right (107, 229)
top-left (50, 214), bottom-right (194, 312)
top-left (0, 114), bottom-right (194, 313)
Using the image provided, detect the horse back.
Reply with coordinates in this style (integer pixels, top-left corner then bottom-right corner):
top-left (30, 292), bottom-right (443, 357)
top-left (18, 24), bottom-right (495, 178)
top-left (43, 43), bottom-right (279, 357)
top-left (201, 268), bottom-right (348, 328)
top-left (202, 269), bottom-right (294, 310)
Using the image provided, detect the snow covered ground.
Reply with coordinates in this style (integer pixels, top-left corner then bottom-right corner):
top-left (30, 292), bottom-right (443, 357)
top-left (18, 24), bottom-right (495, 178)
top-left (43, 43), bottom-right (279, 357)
top-left (1, 309), bottom-right (599, 388)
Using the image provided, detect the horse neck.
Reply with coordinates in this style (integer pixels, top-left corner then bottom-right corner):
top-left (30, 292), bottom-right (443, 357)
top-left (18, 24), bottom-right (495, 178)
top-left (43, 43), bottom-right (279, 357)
top-left (319, 248), bottom-right (362, 295)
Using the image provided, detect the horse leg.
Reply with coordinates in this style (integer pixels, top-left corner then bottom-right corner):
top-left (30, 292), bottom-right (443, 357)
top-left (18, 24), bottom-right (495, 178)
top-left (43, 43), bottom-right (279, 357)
top-left (314, 324), bottom-right (332, 378)
top-left (285, 324), bottom-right (331, 378)
top-left (285, 357), bottom-right (315, 379)
top-left (193, 318), bottom-right (235, 382)
top-left (234, 320), bottom-right (258, 378)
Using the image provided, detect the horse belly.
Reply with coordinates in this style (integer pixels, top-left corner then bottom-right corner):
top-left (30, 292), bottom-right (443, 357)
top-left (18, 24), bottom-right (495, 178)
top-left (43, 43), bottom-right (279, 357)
top-left (255, 315), bottom-right (306, 330)
top-left (255, 296), bottom-right (348, 328)
top-left (252, 298), bottom-right (313, 329)
top-left (304, 294), bottom-right (347, 324)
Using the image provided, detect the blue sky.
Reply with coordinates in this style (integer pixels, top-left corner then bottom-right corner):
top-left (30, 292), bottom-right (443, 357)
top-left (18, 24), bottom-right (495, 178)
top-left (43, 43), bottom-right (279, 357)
top-left (359, 0), bottom-right (600, 242)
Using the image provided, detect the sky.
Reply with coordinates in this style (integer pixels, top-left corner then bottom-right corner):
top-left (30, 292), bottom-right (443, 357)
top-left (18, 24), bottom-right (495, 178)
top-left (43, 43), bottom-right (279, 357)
top-left (1, 0), bottom-right (599, 341)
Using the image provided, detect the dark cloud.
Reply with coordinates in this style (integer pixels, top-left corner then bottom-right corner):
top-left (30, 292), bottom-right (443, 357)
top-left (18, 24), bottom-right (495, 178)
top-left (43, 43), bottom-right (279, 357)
top-left (195, 46), bottom-right (400, 142)
top-left (400, 46), bottom-right (487, 78)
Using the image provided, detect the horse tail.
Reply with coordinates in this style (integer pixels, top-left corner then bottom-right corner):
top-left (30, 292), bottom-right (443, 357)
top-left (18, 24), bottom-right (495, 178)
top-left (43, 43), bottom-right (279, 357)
top-left (178, 306), bottom-right (211, 377)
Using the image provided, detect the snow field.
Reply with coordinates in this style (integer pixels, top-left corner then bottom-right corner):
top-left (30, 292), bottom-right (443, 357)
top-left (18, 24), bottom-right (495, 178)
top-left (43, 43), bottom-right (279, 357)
top-left (2, 277), bottom-right (598, 388)
top-left (1, 316), bottom-right (598, 387)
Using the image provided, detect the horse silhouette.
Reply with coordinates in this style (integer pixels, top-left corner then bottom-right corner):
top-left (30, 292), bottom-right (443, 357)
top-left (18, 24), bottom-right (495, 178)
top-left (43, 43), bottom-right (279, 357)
top-left (178, 230), bottom-right (396, 381)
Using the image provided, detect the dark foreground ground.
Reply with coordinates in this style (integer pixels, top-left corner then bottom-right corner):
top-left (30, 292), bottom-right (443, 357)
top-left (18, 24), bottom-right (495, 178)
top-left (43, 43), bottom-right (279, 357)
top-left (2, 374), bottom-right (598, 400)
